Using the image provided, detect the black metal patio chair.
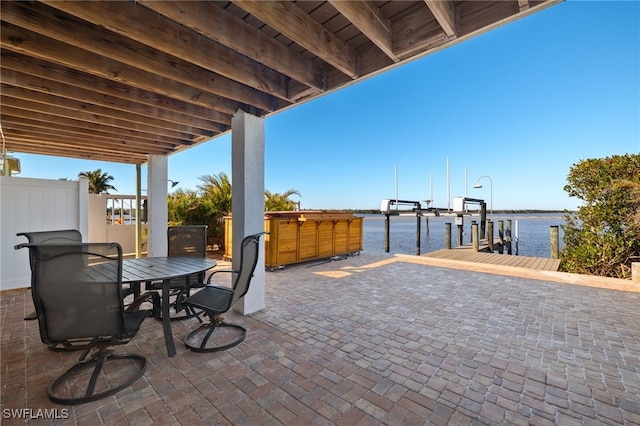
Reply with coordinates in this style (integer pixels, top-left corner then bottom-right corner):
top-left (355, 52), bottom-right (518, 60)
top-left (183, 232), bottom-right (264, 353)
top-left (17, 229), bottom-right (82, 321)
top-left (146, 225), bottom-right (208, 320)
top-left (15, 242), bottom-right (159, 405)
top-left (17, 229), bottom-right (82, 245)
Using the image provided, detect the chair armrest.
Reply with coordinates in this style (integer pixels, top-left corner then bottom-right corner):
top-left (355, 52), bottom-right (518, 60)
top-left (206, 269), bottom-right (238, 284)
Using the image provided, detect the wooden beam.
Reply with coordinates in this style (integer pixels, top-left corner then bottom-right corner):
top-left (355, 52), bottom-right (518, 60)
top-left (4, 130), bottom-right (172, 157)
top-left (3, 139), bottom-right (149, 164)
top-left (139, 0), bottom-right (324, 91)
top-left (0, 23), bottom-right (265, 115)
top-left (0, 121), bottom-right (169, 153)
top-left (1, 51), bottom-right (234, 124)
top-left (1, 82), bottom-right (221, 139)
top-left (457, 1), bottom-right (520, 36)
top-left (328, 0), bottom-right (397, 62)
top-left (1, 70), bottom-right (226, 134)
top-left (2, 120), bottom-right (177, 152)
top-left (1, 105), bottom-right (189, 145)
top-left (1, 87), bottom-right (209, 140)
top-left (1, 3), bottom-right (276, 111)
top-left (233, 0), bottom-right (358, 79)
top-left (2, 96), bottom-right (196, 141)
top-left (424, 1), bottom-right (457, 38)
top-left (392, 8), bottom-right (449, 59)
top-left (42, 0), bottom-right (293, 101)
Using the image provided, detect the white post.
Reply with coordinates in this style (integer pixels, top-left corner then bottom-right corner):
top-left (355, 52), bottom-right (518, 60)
top-left (394, 164), bottom-right (398, 211)
top-left (446, 157), bottom-right (450, 212)
top-left (135, 164), bottom-right (142, 258)
top-left (464, 167), bottom-right (467, 198)
top-left (77, 177), bottom-right (89, 241)
top-left (232, 110), bottom-right (265, 315)
top-left (147, 154), bottom-right (168, 257)
top-left (430, 171), bottom-right (433, 207)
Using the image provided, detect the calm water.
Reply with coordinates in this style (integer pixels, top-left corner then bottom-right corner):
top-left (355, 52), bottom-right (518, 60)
top-left (360, 213), bottom-right (566, 258)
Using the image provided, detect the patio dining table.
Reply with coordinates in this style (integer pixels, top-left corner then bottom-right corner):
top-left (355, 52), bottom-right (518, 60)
top-left (121, 256), bottom-right (217, 357)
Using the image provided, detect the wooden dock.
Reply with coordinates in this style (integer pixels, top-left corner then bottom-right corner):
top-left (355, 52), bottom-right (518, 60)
top-left (424, 248), bottom-right (561, 271)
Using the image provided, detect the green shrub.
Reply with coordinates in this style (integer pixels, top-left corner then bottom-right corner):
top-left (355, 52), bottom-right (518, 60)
top-left (561, 154), bottom-right (640, 278)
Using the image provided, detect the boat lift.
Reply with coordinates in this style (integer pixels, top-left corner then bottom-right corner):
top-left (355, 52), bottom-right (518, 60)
top-left (380, 199), bottom-right (440, 255)
top-left (453, 196), bottom-right (487, 243)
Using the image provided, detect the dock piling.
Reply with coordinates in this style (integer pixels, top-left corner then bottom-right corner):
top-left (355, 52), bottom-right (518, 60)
top-left (384, 214), bottom-right (390, 253)
top-left (550, 225), bottom-right (559, 259)
top-left (416, 214), bottom-right (421, 255)
top-left (487, 221), bottom-right (494, 252)
top-left (472, 222), bottom-right (479, 252)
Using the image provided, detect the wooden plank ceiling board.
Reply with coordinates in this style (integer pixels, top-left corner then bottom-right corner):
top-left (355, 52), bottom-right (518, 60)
top-left (0, 0), bottom-right (562, 164)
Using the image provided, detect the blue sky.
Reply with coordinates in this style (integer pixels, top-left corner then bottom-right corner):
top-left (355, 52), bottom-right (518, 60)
top-left (13, 0), bottom-right (639, 211)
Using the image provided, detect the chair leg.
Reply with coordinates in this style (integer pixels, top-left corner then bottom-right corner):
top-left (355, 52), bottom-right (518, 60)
top-left (184, 314), bottom-right (246, 353)
top-left (47, 348), bottom-right (147, 405)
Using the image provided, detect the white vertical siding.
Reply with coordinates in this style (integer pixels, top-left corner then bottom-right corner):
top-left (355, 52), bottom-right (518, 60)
top-left (0, 177), bottom-right (83, 290)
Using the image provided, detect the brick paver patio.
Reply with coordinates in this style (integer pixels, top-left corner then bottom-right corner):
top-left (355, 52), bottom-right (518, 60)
top-left (2, 252), bottom-right (639, 425)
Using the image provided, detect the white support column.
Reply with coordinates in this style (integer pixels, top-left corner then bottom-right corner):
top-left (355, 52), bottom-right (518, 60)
top-left (135, 164), bottom-right (142, 258)
top-left (147, 154), bottom-right (168, 257)
top-left (77, 177), bottom-right (89, 241)
top-left (232, 109), bottom-right (265, 315)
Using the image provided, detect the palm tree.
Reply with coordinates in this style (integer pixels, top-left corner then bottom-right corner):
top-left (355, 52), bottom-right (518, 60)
top-left (78, 169), bottom-right (116, 194)
top-left (188, 173), bottom-right (233, 248)
top-left (264, 189), bottom-right (301, 211)
top-left (197, 172), bottom-right (232, 214)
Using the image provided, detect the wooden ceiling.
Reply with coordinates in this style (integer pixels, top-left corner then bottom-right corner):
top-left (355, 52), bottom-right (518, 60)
top-left (1, 0), bottom-right (561, 164)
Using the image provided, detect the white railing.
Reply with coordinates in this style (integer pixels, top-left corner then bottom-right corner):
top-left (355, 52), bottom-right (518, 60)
top-left (88, 194), bottom-right (147, 255)
top-left (106, 194), bottom-right (147, 225)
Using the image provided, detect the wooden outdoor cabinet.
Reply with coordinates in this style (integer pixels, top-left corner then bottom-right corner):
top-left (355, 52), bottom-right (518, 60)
top-left (224, 211), bottom-right (363, 269)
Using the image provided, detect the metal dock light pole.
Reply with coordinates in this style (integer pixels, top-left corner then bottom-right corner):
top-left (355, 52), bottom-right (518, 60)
top-left (473, 176), bottom-right (493, 216)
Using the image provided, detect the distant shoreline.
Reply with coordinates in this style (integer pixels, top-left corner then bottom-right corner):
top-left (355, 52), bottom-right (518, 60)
top-left (315, 209), bottom-right (573, 215)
